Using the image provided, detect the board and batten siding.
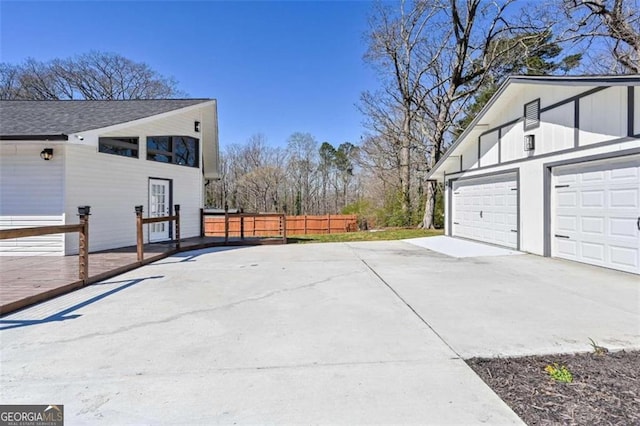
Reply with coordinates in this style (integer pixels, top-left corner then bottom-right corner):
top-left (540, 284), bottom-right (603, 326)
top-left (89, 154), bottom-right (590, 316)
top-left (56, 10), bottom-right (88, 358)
top-left (444, 83), bottom-right (640, 256)
top-left (64, 114), bottom-right (204, 254)
top-left (579, 86), bottom-right (628, 145)
top-left (0, 143), bottom-right (66, 255)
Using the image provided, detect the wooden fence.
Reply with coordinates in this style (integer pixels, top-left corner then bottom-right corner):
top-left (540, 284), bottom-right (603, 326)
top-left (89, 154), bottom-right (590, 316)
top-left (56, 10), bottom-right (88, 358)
top-left (202, 212), bottom-right (358, 237)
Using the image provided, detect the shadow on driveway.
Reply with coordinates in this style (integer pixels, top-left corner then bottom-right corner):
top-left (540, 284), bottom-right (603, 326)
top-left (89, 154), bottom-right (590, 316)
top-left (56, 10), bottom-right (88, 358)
top-left (0, 275), bottom-right (163, 331)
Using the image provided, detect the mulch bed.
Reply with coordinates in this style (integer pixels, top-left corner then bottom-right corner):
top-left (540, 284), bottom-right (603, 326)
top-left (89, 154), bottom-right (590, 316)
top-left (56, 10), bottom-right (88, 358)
top-left (466, 350), bottom-right (640, 425)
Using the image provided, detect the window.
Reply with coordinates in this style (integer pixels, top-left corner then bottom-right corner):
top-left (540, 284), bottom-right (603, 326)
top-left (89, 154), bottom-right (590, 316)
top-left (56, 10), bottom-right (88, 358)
top-left (523, 99), bottom-right (540, 130)
top-left (98, 137), bottom-right (139, 158)
top-left (147, 136), bottom-right (199, 167)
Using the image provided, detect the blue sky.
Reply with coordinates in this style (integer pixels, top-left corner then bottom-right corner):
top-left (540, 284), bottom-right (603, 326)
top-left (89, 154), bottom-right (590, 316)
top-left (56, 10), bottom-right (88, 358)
top-left (0, 0), bottom-right (379, 148)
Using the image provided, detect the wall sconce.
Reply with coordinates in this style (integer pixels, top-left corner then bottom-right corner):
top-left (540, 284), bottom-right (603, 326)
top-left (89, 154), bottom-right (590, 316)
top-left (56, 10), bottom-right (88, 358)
top-left (194, 121), bottom-right (201, 132)
top-left (40, 148), bottom-right (54, 160)
top-left (524, 135), bottom-right (535, 151)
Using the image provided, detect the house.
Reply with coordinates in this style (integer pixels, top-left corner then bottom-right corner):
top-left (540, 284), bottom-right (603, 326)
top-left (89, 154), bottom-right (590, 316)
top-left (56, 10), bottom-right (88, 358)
top-left (427, 75), bottom-right (640, 274)
top-left (0, 99), bottom-right (219, 255)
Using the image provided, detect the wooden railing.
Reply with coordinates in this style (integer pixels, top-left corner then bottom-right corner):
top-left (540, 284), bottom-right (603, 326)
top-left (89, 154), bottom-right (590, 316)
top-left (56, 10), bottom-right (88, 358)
top-left (0, 206), bottom-right (92, 282)
top-left (135, 204), bottom-right (181, 262)
top-left (201, 209), bottom-right (287, 244)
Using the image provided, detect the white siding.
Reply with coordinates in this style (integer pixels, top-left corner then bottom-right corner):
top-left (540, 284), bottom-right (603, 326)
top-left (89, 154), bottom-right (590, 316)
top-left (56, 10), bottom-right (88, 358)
top-left (540, 101), bottom-right (574, 153)
top-left (480, 85), bottom-right (591, 133)
top-left (500, 121), bottom-right (526, 163)
top-left (460, 139), bottom-right (479, 170)
top-left (579, 86), bottom-right (627, 146)
top-left (479, 130), bottom-right (499, 167)
top-left (0, 143), bottom-right (66, 255)
top-left (0, 144), bottom-right (64, 214)
top-left (0, 215), bottom-right (65, 256)
top-left (65, 141), bottom-right (203, 254)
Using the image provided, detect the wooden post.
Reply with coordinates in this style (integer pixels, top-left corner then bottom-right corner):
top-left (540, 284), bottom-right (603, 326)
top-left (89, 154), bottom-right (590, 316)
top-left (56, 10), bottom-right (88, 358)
top-left (78, 206), bottom-right (90, 283)
top-left (281, 215), bottom-right (287, 244)
top-left (135, 205), bottom-right (144, 262)
top-left (174, 204), bottom-right (181, 250)
top-left (327, 214), bottom-right (331, 234)
top-left (253, 215), bottom-right (256, 236)
top-left (199, 208), bottom-right (204, 238)
top-left (224, 203), bottom-right (229, 243)
top-left (240, 215), bottom-right (245, 240)
top-left (304, 215), bottom-right (307, 235)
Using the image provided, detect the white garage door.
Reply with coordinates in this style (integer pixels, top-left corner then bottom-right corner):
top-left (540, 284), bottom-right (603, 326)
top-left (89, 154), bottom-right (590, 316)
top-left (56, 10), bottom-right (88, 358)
top-left (452, 173), bottom-right (518, 249)
top-left (552, 155), bottom-right (640, 274)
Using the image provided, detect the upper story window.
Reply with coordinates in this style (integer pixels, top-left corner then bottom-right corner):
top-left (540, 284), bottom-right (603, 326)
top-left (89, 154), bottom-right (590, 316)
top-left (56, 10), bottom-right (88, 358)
top-left (147, 136), bottom-right (199, 168)
top-left (98, 137), bottom-right (139, 158)
top-left (523, 99), bottom-right (540, 130)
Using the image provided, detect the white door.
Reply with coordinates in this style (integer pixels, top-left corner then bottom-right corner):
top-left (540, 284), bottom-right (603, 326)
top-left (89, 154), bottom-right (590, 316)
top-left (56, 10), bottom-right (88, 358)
top-left (149, 179), bottom-right (171, 242)
top-left (552, 155), bottom-right (640, 274)
top-left (452, 173), bottom-right (518, 249)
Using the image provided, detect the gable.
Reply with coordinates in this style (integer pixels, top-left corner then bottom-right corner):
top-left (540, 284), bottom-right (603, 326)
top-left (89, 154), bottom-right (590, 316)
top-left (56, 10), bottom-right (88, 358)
top-left (429, 76), bottom-right (640, 180)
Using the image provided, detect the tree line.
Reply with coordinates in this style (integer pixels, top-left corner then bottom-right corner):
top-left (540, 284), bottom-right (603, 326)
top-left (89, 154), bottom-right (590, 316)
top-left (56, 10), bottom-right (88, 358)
top-left (206, 133), bottom-right (363, 217)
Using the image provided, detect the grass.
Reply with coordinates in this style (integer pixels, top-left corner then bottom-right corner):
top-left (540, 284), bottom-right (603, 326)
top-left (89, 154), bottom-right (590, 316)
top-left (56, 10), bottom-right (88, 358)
top-left (287, 228), bottom-right (443, 244)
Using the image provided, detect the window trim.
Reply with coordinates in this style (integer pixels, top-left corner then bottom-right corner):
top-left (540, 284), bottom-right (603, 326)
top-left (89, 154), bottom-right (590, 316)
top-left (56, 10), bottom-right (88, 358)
top-left (146, 135), bottom-right (200, 168)
top-left (98, 136), bottom-right (139, 158)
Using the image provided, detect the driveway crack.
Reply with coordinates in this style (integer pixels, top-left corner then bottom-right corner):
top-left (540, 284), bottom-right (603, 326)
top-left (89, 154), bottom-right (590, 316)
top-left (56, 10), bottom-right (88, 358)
top-left (358, 257), bottom-right (463, 360)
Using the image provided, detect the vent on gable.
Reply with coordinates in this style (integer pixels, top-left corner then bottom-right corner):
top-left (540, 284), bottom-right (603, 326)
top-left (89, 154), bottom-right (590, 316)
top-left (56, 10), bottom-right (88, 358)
top-left (523, 99), bottom-right (540, 130)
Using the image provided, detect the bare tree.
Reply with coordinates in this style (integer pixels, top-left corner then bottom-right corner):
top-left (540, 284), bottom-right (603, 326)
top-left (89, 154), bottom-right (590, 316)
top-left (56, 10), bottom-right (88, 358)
top-left (560, 0), bottom-right (640, 73)
top-left (286, 132), bottom-right (318, 214)
top-left (362, 0), bottom-right (440, 225)
top-left (363, 0), bottom-right (554, 228)
top-left (0, 51), bottom-right (183, 100)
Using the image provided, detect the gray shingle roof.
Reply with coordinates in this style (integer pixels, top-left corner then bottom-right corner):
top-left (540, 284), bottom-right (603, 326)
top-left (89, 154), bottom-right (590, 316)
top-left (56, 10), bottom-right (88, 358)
top-left (0, 99), bottom-right (213, 137)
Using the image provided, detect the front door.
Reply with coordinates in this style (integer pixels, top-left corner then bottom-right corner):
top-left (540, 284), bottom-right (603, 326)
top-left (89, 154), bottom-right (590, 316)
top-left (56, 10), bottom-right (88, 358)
top-left (149, 178), bottom-right (171, 242)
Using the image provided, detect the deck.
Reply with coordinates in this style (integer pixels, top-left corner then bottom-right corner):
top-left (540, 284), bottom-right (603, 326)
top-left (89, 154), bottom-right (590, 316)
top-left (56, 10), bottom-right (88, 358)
top-left (0, 236), bottom-right (284, 315)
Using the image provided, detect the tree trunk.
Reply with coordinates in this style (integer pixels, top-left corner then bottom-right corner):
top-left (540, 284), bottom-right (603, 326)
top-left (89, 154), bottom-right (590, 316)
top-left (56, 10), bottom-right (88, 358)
top-left (400, 114), bottom-right (412, 225)
top-left (422, 180), bottom-right (437, 229)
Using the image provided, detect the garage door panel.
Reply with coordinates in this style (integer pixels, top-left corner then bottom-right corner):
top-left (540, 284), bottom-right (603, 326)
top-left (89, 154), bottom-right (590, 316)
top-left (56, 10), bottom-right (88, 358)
top-left (581, 242), bottom-right (605, 262)
top-left (557, 191), bottom-right (577, 207)
top-left (610, 188), bottom-right (638, 207)
top-left (581, 216), bottom-right (604, 235)
top-left (452, 173), bottom-right (518, 249)
top-left (610, 217), bottom-right (636, 237)
top-left (582, 170), bottom-right (606, 183)
top-left (610, 246), bottom-right (638, 268)
top-left (552, 155), bottom-right (640, 274)
top-left (581, 190), bottom-right (605, 207)
top-left (556, 239), bottom-right (577, 257)
top-left (556, 215), bottom-right (577, 232)
top-left (610, 165), bottom-right (638, 180)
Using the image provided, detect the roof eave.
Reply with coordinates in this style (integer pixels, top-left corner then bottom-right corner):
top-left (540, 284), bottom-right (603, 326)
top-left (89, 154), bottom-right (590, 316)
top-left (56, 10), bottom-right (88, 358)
top-left (0, 134), bottom-right (68, 141)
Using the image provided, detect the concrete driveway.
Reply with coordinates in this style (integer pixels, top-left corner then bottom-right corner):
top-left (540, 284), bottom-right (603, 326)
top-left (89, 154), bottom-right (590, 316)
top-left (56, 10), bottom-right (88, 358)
top-left (1, 239), bottom-right (638, 424)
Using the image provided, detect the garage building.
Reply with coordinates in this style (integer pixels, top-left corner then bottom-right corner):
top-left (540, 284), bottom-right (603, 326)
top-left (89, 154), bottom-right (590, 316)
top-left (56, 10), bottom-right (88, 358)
top-left (427, 75), bottom-right (640, 274)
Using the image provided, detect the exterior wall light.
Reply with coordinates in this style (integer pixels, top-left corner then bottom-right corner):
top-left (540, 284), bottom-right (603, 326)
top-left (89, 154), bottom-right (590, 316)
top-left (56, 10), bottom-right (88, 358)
top-left (40, 148), bottom-right (54, 160)
top-left (524, 135), bottom-right (535, 151)
top-left (194, 121), bottom-right (201, 132)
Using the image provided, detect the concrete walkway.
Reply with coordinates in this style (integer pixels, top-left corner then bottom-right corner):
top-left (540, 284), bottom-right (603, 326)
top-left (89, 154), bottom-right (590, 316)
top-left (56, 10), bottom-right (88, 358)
top-left (1, 240), bottom-right (638, 424)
